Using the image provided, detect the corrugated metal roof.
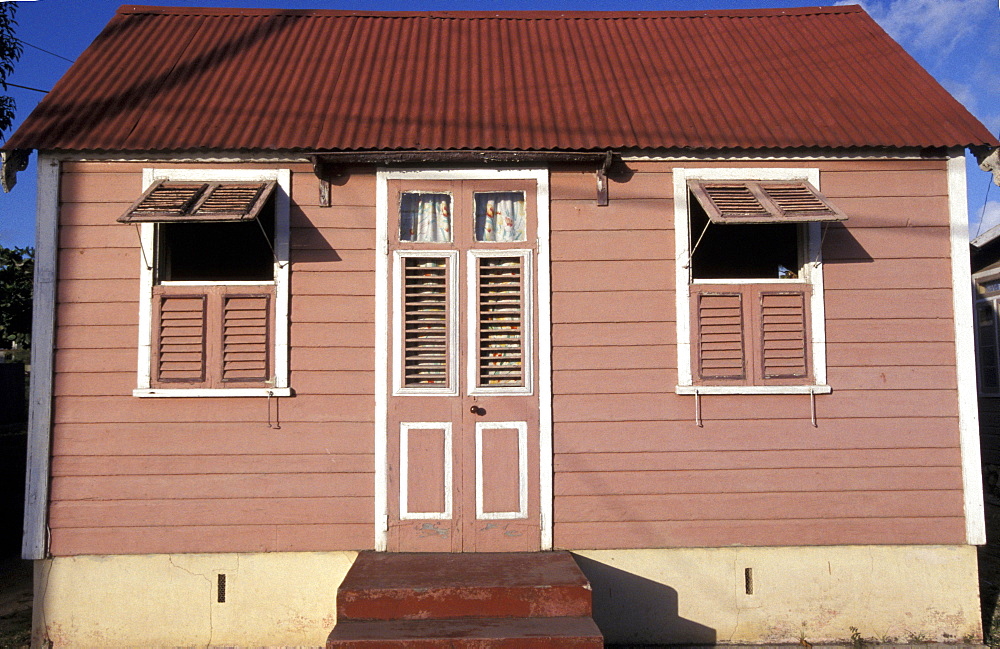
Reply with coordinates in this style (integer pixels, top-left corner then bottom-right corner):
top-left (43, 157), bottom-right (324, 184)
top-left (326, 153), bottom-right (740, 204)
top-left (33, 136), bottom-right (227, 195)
top-left (5, 4), bottom-right (997, 153)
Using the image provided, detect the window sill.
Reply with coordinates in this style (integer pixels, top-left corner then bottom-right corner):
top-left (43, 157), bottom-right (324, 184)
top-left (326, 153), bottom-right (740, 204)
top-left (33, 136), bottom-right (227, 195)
top-left (675, 385), bottom-right (832, 395)
top-left (133, 387), bottom-right (293, 398)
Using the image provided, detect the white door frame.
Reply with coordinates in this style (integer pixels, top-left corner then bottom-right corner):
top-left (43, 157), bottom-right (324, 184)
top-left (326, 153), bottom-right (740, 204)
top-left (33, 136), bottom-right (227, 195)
top-left (374, 168), bottom-right (552, 551)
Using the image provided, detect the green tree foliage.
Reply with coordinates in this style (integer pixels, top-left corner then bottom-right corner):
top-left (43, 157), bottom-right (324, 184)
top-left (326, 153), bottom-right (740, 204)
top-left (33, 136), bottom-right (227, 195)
top-left (0, 3), bottom-right (22, 136)
top-left (0, 246), bottom-right (32, 348)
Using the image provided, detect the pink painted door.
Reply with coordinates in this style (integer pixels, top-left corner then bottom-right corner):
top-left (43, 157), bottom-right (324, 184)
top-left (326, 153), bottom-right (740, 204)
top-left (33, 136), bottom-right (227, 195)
top-left (386, 179), bottom-right (540, 552)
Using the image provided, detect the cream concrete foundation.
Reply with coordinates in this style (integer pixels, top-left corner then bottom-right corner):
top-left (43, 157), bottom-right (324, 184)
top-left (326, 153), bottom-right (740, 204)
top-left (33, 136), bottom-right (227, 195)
top-left (32, 546), bottom-right (980, 647)
top-left (574, 545), bottom-right (982, 646)
top-left (33, 551), bottom-right (356, 647)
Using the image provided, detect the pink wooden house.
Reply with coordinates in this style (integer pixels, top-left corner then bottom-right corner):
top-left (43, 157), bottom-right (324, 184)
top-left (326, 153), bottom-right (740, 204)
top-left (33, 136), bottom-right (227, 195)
top-left (3, 5), bottom-right (999, 647)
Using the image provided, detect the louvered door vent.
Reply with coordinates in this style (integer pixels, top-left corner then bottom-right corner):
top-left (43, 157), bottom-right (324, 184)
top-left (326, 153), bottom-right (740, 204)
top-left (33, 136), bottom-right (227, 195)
top-left (478, 257), bottom-right (524, 387)
top-left (157, 295), bottom-right (207, 382)
top-left (222, 294), bottom-right (270, 382)
top-left (760, 291), bottom-right (808, 379)
top-left (402, 257), bottom-right (450, 386)
top-left (697, 292), bottom-right (745, 380)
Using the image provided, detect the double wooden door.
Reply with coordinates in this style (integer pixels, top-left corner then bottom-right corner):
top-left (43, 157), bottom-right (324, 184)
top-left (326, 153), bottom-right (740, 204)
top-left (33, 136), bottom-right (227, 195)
top-left (386, 179), bottom-right (540, 552)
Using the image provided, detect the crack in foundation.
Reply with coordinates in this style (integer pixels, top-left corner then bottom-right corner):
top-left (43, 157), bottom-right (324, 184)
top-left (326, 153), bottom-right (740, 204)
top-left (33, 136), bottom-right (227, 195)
top-left (166, 556), bottom-right (215, 645)
top-left (729, 554), bottom-right (741, 642)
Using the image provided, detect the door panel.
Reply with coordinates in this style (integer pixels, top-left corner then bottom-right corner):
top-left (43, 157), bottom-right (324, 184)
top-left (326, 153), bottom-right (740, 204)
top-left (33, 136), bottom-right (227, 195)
top-left (386, 178), bottom-right (539, 552)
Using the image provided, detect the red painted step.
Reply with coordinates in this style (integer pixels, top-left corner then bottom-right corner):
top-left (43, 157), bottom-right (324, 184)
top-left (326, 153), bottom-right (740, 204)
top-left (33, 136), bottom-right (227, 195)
top-left (336, 551), bottom-right (594, 621)
top-left (328, 616), bottom-right (603, 648)
top-left (327, 551), bottom-right (604, 648)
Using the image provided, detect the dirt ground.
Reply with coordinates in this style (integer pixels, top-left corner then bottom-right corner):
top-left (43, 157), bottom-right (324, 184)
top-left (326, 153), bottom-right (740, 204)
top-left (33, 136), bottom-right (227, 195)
top-left (0, 558), bottom-right (30, 648)
top-left (979, 497), bottom-right (1000, 647)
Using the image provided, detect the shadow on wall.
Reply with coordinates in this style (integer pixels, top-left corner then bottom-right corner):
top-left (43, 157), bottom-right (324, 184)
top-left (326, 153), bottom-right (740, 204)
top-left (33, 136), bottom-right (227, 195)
top-left (572, 553), bottom-right (716, 645)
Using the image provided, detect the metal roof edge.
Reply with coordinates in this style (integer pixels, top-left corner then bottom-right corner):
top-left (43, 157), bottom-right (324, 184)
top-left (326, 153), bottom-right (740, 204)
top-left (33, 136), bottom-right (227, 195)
top-left (972, 222), bottom-right (1000, 250)
top-left (11, 145), bottom-right (958, 159)
top-left (117, 5), bottom-right (864, 19)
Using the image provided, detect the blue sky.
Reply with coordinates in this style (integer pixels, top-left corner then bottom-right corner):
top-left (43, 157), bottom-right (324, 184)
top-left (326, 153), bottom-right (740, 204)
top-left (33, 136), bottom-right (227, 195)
top-left (0, 0), bottom-right (997, 248)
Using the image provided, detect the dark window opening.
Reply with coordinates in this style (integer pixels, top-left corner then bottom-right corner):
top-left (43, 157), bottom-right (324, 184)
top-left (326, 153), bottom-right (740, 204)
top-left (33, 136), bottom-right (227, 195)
top-left (156, 196), bottom-right (275, 282)
top-left (690, 191), bottom-right (800, 280)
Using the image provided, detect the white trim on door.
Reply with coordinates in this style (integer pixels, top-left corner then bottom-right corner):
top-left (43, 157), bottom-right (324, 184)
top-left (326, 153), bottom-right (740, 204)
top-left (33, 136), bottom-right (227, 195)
top-left (399, 422), bottom-right (454, 520)
top-left (475, 421), bottom-right (529, 520)
top-left (375, 168), bottom-right (552, 551)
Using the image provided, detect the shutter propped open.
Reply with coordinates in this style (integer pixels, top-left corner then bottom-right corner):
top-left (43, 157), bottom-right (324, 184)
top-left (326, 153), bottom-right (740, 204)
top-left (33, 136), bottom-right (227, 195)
top-left (118, 180), bottom-right (276, 223)
top-left (688, 180), bottom-right (847, 224)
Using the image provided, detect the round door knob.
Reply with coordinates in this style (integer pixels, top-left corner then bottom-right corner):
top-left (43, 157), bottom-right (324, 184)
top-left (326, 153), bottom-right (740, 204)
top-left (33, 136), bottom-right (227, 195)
top-left (469, 405), bottom-right (486, 416)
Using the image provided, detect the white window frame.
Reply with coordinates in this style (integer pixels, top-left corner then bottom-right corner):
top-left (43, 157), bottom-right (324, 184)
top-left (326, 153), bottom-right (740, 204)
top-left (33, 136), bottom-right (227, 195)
top-left (674, 167), bottom-right (831, 395)
top-left (974, 269), bottom-right (1000, 396)
top-left (133, 168), bottom-right (291, 397)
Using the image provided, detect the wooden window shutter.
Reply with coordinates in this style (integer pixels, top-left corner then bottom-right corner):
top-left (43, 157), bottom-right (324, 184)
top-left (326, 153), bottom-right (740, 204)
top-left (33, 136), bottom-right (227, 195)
top-left (155, 293), bottom-right (207, 383)
top-left (221, 294), bottom-right (271, 382)
top-left (695, 291), bottom-right (746, 381)
top-left (758, 290), bottom-right (809, 380)
top-left (477, 256), bottom-right (525, 387)
top-left (118, 180), bottom-right (276, 223)
top-left (402, 257), bottom-right (450, 387)
top-left (688, 180), bottom-right (847, 224)
top-left (152, 285), bottom-right (275, 388)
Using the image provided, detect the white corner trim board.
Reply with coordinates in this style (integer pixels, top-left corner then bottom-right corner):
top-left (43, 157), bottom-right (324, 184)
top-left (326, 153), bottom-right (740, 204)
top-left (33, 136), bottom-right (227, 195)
top-left (949, 150), bottom-right (986, 546)
top-left (23, 154), bottom-right (59, 560)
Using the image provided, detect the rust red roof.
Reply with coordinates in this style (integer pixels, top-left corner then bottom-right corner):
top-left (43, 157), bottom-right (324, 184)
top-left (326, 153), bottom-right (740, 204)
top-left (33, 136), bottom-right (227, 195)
top-left (5, 4), bottom-right (997, 153)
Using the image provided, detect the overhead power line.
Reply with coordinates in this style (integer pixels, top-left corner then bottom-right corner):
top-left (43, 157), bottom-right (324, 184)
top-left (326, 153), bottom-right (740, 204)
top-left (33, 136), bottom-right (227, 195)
top-left (5, 81), bottom-right (47, 93)
top-left (16, 38), bottom-right (74, 63)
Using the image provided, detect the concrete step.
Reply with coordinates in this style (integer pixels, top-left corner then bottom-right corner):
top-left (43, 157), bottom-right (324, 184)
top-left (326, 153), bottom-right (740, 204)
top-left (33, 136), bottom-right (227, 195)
top-left (326, 616), bottom-right (604, 648)
top-left (336, 551), bottom-right (594, 621)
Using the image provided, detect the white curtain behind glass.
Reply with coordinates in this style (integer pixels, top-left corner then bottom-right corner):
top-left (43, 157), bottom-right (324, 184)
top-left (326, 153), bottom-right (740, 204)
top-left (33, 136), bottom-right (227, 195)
top-left (475, 192), bottom-right (526, 242)
top-left (400, 192), bottom-right (452, 242)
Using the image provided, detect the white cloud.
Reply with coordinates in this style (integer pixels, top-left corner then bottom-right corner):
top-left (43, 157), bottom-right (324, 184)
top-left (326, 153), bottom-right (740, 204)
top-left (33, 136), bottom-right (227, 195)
top-left (942, 80), bottom-right (979, 115)
top-left (838, 0), bottom-right (991, 55)
top-left (974, 200), bottom-right (1000, 237)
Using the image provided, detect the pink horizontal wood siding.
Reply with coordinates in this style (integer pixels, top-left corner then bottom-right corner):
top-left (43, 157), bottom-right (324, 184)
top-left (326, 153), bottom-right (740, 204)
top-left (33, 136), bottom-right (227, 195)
top-left (49, 156), bottom-right (968, 556)
top-left (49, 162), bottom-right (375, 556)
top-left (549, 158), bottom-right (966, 550)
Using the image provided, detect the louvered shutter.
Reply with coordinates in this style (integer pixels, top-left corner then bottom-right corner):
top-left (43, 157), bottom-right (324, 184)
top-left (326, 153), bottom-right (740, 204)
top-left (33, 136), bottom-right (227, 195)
top-left (693, 285), bottom-right (813, 386)
top-left (762, 184), bottom-right (843, 221)
top-left (152, 285), bottom-right (274, 388)
top-left (688, 180), bottom-right (846, 224)
top-left (402, 257), bottom-right (451, 387)
top-left (477, 256), bottom-right (525, 387)
top-left (759, 290), bottom-right (809, 380)
top-left (118, 180), bottom-right (276, 223)
top-left (221, 294), bottom-right (271, 382)
top-left (695, 291), bottom-right (746, 381)
top-left (155, 293), bottom-right (207, 383)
